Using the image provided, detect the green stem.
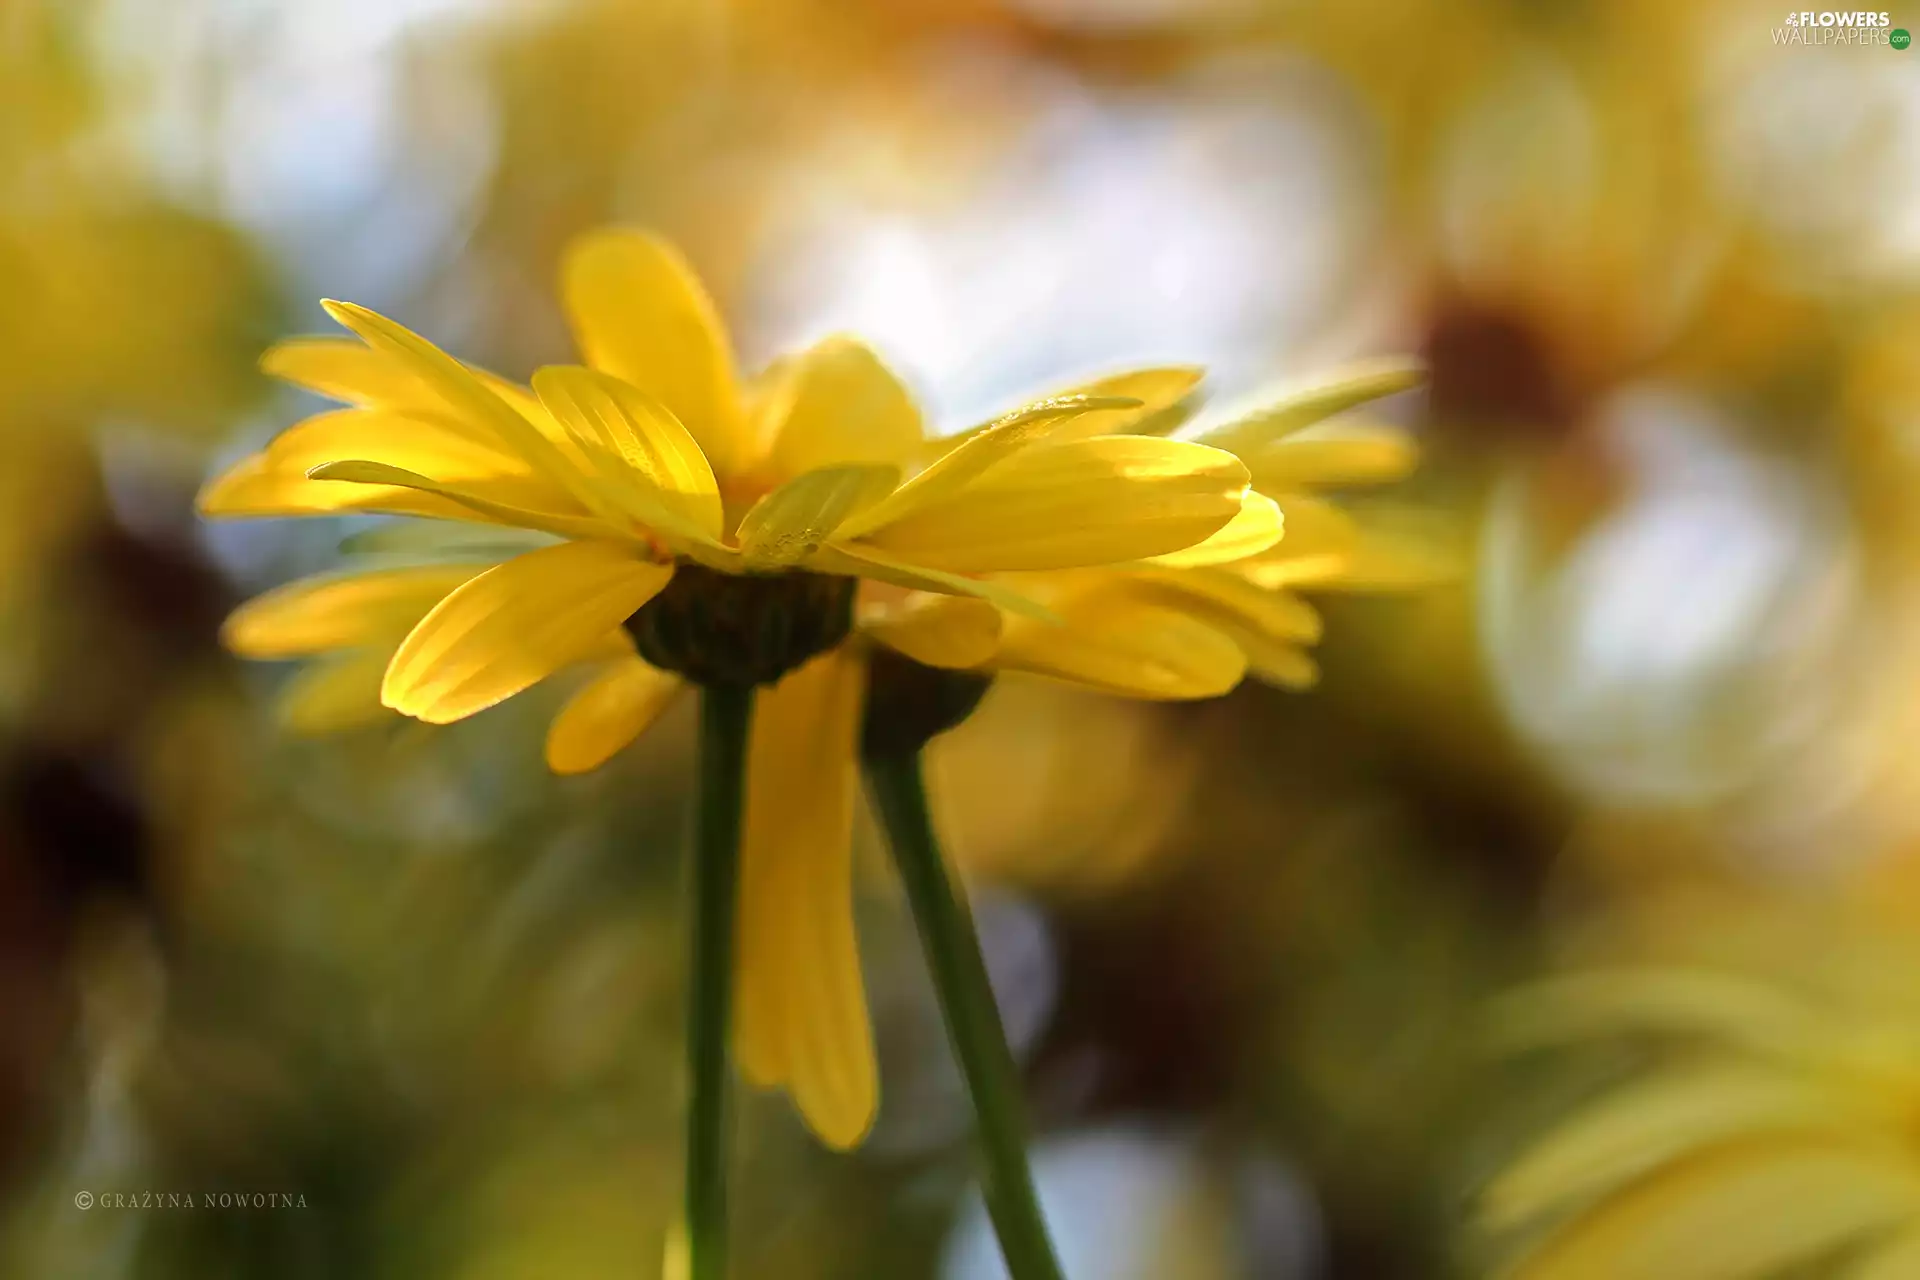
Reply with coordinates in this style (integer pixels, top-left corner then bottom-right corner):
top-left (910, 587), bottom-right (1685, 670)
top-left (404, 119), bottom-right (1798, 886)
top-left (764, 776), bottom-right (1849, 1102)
top-left (864, 750), bottom-right (1065, 1280)
top-left (687, 683), bottom-right (754, 1280)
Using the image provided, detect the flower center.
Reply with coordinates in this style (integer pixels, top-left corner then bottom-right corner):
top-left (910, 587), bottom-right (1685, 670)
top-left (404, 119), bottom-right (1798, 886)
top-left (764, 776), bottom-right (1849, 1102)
top-left (625, 562), bottom-right (856, 688)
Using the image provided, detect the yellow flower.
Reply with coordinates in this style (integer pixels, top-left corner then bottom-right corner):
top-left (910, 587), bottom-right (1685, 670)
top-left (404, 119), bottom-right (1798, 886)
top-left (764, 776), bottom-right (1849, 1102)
top-left (1481, 922), bottom-right (1920, 1280)
top-left (202, 227), bottom-right (1261, 1148)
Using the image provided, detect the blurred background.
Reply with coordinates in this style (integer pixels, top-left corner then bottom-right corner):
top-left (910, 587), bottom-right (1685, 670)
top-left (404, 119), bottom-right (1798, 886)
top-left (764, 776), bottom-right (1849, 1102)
top-left (2, 0), bottom-right (1917, 1275)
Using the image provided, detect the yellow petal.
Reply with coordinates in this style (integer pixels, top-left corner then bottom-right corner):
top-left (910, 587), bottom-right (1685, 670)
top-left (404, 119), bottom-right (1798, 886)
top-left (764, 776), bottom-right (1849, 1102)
top-left (834, 394), bottom-right (1145, 540)
top-left (383, 541), bottom-right (673, 724)
top-left (734, 652), bottom-right (877, 1148)
top-left (1048, 366), bottom-right (1205, 438)
top-left (262, 336), bottom-right (547, 423)
top-left (197, 451), bottom-right (462, 521)
top-left (305, 460), bottom-right (622, 543)
top-left (996, 593), bottom-right (1247, 699)
top-left (1243, 643), bottom-right (1317, 689)
top-left (276, 650), bottom-right (395, 735)
top-left (223, 563), bottom-right (488, 658)
top-left (1511, 1140), bottom-right (1920, 1280)
top-left (931, 367), bottom-right (1202, 453)
top-left (764, 336), bottom-right (925, 476)
top-left (737, 465), bottom-right (898, 570)
top-left (1249, 427), bottom-right (1419, 491)
top-left (1200, 357), bottom-right (1425, 455)
top-left (262, 338), bottom-right (438, 411)
top-left (1118, 570), bottom-right (1321, 691)
top-left (857, 437), bottom-right (1247, 573)
top-left (321, 300), bottom-right (602, 512)
top-left (545, 657), bottom-right (682, 774)
top-left (1126, 567), bottom-right (1323, 647)
top-left (560, 228), bottom-right (746, 474)
top-left (1484, 1066), bottom-right (1869, 1232)
top-left (862, 594), bottom-right (1002, 669)
top-left (1236, 492), bottom-right (1362, 589)
top-left (530, 365), bottom-right (725, 544)
top-left (809, 543), bottom-right (1057, 622)
top-left (258, 408), bottom-right (543, 483)
top-left (1143, 490), bottom-right (1283, 567)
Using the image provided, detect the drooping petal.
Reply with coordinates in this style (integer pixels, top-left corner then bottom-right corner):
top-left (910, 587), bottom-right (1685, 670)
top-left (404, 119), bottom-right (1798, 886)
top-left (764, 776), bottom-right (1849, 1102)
top-left (764, 337), bottom-right (925, 476)
top-left (545, 657), bottom-right (683, 774)
top-left (1199, 358), bottom-right (1425, 456)
top-left (276, 650), bottom-right (396, 735)
top-left (383, 541), bottom-right (673, 724)
top-left (560, 228), bottom-right (747, 474)
top-left (856, 437), bottom-right (1247, 573)
top-left (1143, 490), bottom-right (1284, 567)
top-left (861, 594), bottom-right (1001, 669)
top-left (1036, 366), bottom-right (1205, 440)
top-left (1249, 427), bottom-right (1419, 491)
top-left (1483, 1066), bottom-right (1872, 1232)
top-left (809, 543), bottom-right (1057, 622)
top-left (223, 563), bottom-right (488, 658)
top-left (736, 465), bottom-right (898, 570)
top-left (1510, 1140), bottom-right (1920, 1280)
top-left (530, 365), bottom-right (725, 544)
top-left (734, 651), bottom-right (877, 1149)
top-left (995, 593), bottom-right (1247, 699)
top-left (833, 394), bottom-right (1144, 541)
top-left (305, 460), bottom-right (625, 543)
top-left (198, 452), bottom-right (474, 522)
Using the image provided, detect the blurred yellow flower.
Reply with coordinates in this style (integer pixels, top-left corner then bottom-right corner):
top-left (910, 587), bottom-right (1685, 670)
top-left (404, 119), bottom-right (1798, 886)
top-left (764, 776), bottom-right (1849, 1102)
top-left (1482, 923), bottom-right (1920, 1279)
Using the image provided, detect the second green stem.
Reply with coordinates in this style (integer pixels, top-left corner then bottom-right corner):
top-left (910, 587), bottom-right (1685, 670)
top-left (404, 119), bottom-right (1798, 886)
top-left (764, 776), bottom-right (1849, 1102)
top-left (865, 749), bottom-right (1065, 1280)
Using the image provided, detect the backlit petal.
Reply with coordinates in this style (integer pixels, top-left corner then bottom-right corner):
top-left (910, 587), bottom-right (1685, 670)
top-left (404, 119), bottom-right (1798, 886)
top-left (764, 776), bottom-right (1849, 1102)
top-left (321, 300), bottom-right (602, 512)
top-left (834, 394), bottom-right (1144, 540)
top-left (545, 657), bottom-right (682, 774)
top-left (383, 541), bottom-right (673, 724)
top-left (858, 437), bottom-right (1247, 573)
top-left (734, 652), bottom-right (877, 1149)
top-left (532, 365), bottom-right (726, 544)
top-left (561, 228), bottom-right (746, 474)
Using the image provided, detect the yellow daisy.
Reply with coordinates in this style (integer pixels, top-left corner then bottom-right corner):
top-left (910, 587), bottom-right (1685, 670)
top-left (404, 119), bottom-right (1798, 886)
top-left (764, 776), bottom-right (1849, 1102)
top-left (200, 228), bottom-right (1259, 1150)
